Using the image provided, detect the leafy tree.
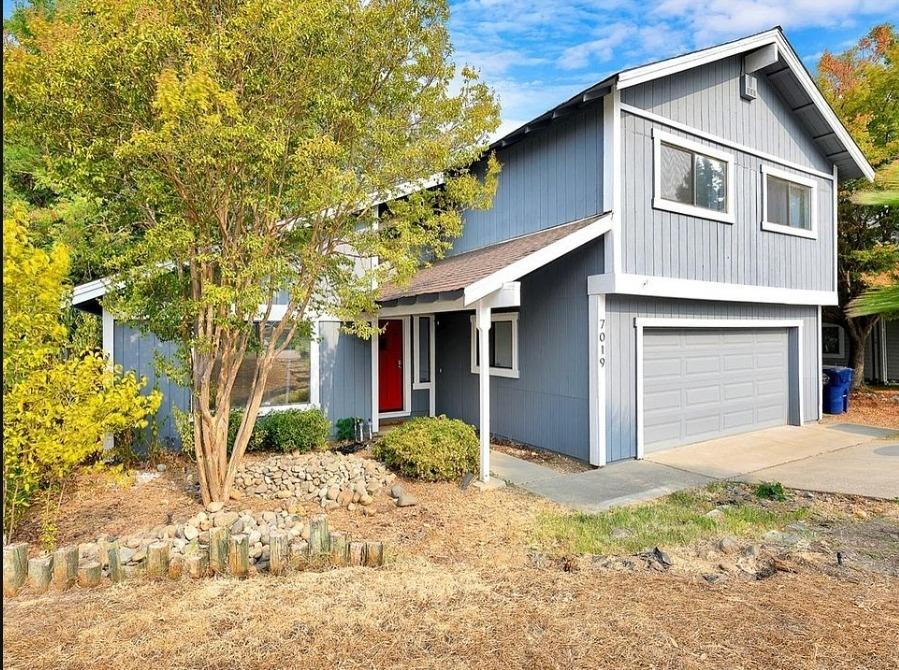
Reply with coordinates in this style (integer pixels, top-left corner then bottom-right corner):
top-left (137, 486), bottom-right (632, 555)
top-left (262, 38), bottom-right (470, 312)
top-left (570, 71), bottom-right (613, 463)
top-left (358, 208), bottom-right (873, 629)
top-left (4, 0), bottom-right (500, 503)
top-left (2, 207), bottom-right (161, 541)
top-left (817, 24), bottom-right (899, 384)
top-left (848, 160), bottom-right (899, 319)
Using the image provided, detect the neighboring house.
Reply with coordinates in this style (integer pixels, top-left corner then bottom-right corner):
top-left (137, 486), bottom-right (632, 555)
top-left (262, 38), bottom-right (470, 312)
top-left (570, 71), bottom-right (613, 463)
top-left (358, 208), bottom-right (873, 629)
top-left (822, 320), bottom-right (898, 384)
top-left (73, 27), bottom-right (875, 476)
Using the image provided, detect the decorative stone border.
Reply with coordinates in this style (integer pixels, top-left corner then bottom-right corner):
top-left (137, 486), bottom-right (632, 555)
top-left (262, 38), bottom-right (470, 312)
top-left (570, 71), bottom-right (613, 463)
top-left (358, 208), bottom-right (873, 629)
top-left (3, 515), bottom-right (386, 597)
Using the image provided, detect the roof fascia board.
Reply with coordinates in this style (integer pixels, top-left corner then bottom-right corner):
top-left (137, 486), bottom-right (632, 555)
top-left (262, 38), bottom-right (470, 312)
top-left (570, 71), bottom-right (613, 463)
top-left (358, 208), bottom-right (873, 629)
top-left (463, 213), bottom-right (613, 306)
top-left (616, 31), bottom-right (778, 89)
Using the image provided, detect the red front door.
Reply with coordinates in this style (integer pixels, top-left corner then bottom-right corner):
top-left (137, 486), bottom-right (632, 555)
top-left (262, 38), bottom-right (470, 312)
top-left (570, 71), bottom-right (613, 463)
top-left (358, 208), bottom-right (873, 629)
top-left (379, 319), bottom-right (404, 412)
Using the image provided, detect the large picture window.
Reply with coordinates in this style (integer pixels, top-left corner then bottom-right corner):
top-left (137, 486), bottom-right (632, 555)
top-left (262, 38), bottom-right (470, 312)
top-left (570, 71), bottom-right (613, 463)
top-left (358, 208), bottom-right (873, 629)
top-left (761, 165), bottom-right (818, 239)
top-left (653, 129), bottom-right (734, 224)
top-left (230, 323), bottom-right (313, 409)
top-left (470, 312), bottom-right (519, 379)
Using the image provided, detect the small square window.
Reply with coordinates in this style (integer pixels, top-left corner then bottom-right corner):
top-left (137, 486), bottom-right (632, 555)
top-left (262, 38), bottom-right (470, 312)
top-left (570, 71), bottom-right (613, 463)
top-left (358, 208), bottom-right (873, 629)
top-left (761, 166), bottom-right (818, 239)
top-left (470, 313), bottom-right (519, 378)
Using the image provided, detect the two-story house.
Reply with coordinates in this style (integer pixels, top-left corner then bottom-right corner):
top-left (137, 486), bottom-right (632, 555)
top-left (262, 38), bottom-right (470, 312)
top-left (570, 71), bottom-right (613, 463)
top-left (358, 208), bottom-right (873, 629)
top-left (73, 28), bottom-right (875, 480)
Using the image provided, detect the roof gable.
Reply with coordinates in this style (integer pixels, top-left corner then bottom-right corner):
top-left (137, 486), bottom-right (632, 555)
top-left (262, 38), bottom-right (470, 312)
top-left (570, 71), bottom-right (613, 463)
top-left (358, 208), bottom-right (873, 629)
top-left (492, 28), bottom-right (874, 181)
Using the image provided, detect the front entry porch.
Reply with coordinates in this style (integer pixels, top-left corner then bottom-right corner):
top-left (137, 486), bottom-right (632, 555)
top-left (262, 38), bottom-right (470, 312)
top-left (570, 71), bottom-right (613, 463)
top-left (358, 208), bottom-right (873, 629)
top-left (371, 284), bottom-right (521, 483)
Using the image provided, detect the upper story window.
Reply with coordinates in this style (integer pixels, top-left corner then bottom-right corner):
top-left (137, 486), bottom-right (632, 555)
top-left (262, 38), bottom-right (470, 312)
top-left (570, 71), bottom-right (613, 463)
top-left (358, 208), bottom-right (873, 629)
top-left (761, 165), bottom-right (818, 239)
top-left (652, 129), bottom-right (734, 224)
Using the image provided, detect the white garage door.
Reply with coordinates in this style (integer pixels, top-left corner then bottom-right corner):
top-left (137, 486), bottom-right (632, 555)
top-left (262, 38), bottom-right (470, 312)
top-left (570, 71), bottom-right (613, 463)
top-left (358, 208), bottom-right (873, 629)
top-left (643, 328), bottom-right (789, 453)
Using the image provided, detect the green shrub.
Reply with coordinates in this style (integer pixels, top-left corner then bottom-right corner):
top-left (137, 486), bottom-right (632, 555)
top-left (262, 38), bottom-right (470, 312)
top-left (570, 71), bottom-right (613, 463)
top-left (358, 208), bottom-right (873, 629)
top-left (754, 481), bottom-right (787, 501)
top-left (260, 408), bottom-right (330, 453)
top-left (225, 408), bottom-right (330, 454)
top-left (336, 417), bottom-right (362, 441)
top-left (373, 415), bottom-right (479, 481)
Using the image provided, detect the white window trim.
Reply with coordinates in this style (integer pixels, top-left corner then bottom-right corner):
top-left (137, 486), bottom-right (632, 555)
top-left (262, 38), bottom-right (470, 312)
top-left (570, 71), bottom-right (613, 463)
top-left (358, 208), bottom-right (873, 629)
top-left (251, 313), bottom-right (320, 414)
top-left (412, 315), bottom-right (434, 391)
top-left (652, 129), bottom-right (735, 225)
top-left (469, 312), bottom-right (520, 379)
top-left (761, 165), bottom-right (818, 240)
top-left (821, 322), bottom-right (846, 358)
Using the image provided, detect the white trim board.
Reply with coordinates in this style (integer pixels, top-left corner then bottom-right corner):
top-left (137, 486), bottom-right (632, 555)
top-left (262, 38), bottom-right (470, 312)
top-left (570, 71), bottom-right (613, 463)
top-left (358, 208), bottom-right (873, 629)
top-left (622, 103), bottom-right (835, 182)
top-left (587, 294), bottom-right (607, 466)
top-left (463, 213), bottom-right (613, 306)
top-left (652, 128), bottom-right (736, 225)
top-left (616, 29), bottom-right (873, 181)
top-left (588, 273), bottom-right (838, 306)
top-left (469, 311), bottom-right (520, 379)
top-left (633, 317), bottom-right (804, 459)
top-left (760, 165), bottom-right (818, 240)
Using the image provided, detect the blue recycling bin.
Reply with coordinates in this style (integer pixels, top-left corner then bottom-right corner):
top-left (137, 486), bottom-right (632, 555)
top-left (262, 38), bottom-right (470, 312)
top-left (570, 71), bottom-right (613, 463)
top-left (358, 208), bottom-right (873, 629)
top-left (822, 366), bottom-right (853, 414)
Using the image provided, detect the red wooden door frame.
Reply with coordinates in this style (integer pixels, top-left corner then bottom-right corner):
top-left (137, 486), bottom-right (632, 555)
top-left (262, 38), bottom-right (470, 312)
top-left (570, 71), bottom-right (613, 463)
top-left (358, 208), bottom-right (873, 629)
top-left (378, 319), bottom-right (404, 413)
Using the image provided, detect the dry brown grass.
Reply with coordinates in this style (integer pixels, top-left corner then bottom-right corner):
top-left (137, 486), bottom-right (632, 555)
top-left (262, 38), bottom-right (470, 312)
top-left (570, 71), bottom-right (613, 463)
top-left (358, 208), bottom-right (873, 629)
top-left (4, 558), bottom-right (898, 670)
top-left (7, 453), bottom-right (899, 669)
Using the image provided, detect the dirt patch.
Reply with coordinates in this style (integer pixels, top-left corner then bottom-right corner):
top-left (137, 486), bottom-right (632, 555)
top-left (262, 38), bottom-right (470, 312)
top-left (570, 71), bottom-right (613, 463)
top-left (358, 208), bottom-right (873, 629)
top-left (820, 386), bottom-right (899, 430)
top-left (492, 438), bottom-right (592, 474)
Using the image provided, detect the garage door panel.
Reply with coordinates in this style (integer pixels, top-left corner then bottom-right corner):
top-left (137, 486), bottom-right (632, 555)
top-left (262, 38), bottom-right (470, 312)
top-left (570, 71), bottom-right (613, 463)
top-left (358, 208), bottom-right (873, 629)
top-left (644, 328), bottom-right (789, 453)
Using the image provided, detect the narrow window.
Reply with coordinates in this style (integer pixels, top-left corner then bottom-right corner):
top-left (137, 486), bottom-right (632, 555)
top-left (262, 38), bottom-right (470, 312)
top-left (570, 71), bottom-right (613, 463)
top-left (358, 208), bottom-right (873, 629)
top-left (415, 316), bottom-right (431, 384)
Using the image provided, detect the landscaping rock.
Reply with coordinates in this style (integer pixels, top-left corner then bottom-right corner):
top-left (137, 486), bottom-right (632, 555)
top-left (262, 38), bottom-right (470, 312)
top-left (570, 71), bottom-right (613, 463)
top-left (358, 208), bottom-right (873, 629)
top-left (234, 452), bottom-right (394, 507)
top-left (396, 491), bottom-right (418, 507)
top-left (206, 502), bottom-right (225, 514)
top-left (718, 537), bottom-right (739, 555)
top-left (156, 463), bottom-right (168, 473)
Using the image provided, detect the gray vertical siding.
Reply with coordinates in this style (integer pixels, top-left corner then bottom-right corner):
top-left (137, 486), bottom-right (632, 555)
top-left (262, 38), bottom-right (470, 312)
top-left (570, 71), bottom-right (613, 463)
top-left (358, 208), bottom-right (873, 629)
top-left (604, 296), bottom-right (820, 462)
top-left (436, 238), bottom-right (605, 461)
top-left (621, 55), bottom-right (830, 172)
top-left (620, 112), bottom-right (835, 291)
top-left (318, 321), bottom-right (371, 427)
top-left (113, 322), bottom-right (191, 450)
top-left (451, 102), bottom-right (604, 256)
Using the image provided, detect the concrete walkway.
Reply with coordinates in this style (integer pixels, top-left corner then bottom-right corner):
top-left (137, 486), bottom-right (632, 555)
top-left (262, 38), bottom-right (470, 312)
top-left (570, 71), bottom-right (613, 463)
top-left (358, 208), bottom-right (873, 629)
top-left (490, 423), bottom-right (898, 512)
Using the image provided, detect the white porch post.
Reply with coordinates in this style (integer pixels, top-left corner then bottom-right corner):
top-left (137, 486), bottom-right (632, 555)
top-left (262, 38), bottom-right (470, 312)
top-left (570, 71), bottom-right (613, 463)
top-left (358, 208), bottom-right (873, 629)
top-left (475, 302), bottom-right (491, 482)
top-left (370, 318), bottom-right (379, 434)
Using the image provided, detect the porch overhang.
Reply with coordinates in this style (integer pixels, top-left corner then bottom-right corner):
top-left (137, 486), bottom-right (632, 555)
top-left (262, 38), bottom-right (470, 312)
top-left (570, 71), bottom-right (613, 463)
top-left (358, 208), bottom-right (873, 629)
top-left (377, 211), bottom-right (612, 312)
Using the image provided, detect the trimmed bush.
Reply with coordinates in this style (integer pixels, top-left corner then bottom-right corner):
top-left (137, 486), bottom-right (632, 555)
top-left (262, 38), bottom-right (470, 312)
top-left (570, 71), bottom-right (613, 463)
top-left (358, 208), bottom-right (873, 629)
top-left (226, 408), bottom-right (329, 454)
top-left (373, 416), bottom-right (479, 481)
top-left (261, 408), bottom-right (330, 453)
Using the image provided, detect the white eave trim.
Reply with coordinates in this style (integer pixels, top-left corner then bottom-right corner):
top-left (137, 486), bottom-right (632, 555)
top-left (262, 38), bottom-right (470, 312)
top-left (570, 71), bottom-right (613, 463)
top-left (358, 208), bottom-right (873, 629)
top-left (588, 273), bottom-right (838, 306)
top-left (463, 213), bottom-right (613, 306)
top-left (616, 29), bottom-right (874, 181)
top-left (72, 277), bottom-right (112, 305)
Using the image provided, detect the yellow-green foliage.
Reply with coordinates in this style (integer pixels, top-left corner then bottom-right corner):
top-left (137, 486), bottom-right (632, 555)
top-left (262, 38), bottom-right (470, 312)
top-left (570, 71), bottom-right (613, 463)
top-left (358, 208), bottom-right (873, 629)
top-left (373, 416), bottom-right (479, 481)
top-left (2, 208), bottom-right (161, 539)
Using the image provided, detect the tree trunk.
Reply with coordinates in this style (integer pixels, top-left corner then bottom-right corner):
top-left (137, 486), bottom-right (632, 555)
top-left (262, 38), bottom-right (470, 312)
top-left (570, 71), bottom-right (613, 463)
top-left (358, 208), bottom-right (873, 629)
top-left (845, 315), bottom-right (879, 388)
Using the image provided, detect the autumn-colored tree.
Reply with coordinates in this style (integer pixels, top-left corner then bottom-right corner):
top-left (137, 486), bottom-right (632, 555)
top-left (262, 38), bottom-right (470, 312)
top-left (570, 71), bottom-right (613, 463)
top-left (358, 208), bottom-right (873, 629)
top-left (4, 0), bottom-right (500, 504)
top-left (2, 207), bottom-right (160, 541)
top-left (817, 24), bottom-right (899, 384)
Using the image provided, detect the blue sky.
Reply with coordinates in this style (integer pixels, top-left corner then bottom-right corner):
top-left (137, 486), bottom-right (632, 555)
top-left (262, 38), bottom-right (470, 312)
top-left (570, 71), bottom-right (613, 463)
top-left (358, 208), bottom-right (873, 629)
top-left (4, 0), bottom-right (896, 138)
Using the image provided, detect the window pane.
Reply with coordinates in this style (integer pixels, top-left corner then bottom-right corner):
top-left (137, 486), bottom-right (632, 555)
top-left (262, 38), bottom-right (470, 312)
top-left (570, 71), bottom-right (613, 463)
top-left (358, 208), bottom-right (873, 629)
top-left (417, 317), bottom-right (430, 383)
top-left (822, 326), bottom-right (841, 355)
top-left (491, 320), bottom-right (513, 369)
top-left (694, 154), bottom-right (727, 212)
top-left (231, 327), bottom-right (311, 408)
top-left (766, 176), bottom-right (789, 225)
top-left (788, 183), bottom-right (811, 229)
top-left (660, 143), bottom-right (693, 205)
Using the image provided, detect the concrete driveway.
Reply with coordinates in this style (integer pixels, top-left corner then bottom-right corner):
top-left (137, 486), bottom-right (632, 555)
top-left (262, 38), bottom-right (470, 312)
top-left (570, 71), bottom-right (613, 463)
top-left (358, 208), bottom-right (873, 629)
top-left (648, 423), bottom-right (898, 499)
top-left (491, 423), bottom-right (898, 512)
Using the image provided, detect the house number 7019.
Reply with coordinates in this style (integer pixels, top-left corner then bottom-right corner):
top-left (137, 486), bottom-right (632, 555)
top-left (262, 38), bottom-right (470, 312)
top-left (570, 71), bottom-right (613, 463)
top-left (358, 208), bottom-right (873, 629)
top-left (599, 318), bottom-right (606, 368)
